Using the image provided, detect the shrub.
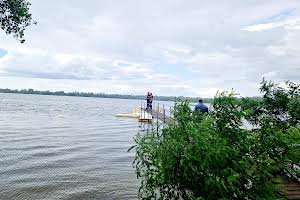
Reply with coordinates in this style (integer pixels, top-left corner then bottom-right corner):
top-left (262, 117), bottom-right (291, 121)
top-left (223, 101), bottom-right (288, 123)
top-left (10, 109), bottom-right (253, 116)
top-left (131, 80), bottom-right (299, 200)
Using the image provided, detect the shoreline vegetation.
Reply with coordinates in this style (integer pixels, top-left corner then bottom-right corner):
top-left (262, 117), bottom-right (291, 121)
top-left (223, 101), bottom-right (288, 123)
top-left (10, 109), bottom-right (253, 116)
top-left (0, 88), bottom-right (215, 103)
top-left (0, 88), bottom-right (261, 104)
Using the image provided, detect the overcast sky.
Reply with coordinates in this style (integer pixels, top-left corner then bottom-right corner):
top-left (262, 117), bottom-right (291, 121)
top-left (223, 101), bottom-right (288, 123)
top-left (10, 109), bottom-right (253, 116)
top-left (0, 0), bottom-right (299, 97)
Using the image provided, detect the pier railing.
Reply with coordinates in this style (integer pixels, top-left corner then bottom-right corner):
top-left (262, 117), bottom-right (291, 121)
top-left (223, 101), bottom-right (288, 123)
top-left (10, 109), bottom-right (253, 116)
top-left (140, 101), bottom-right (173, 123)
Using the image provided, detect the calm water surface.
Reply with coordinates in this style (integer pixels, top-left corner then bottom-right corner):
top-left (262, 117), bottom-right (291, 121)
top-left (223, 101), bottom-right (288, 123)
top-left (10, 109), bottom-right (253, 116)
top-left (0, 93), bottom-right (154, 200)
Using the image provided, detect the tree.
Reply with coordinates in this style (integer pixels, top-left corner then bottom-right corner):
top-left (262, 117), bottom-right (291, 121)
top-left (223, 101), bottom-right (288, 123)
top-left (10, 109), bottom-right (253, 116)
top-left (0, 0), bottom-right (35, 43)
top-left (131, 80), bottom-right (300, 199)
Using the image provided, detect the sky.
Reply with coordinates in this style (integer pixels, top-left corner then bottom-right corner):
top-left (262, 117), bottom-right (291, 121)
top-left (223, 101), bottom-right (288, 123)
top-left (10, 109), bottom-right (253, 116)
top-left (0, 0), bottom-right (299, 97)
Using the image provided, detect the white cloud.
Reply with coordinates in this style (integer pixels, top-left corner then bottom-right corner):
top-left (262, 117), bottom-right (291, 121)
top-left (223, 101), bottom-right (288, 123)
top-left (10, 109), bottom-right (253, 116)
top-left (243, 18), bottom-right (300, 32)
top-left (0, 0), bottom-right (299, 97)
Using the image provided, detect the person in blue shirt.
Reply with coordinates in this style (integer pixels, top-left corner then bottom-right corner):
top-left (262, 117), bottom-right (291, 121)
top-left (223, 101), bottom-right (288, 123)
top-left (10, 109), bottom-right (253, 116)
top-left (194, 99), bottom-right (208, 114)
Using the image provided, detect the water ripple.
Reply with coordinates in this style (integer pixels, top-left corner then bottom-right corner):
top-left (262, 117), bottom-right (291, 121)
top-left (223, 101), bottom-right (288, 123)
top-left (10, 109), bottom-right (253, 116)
top-left (0, 93), bottom-right (141, 200)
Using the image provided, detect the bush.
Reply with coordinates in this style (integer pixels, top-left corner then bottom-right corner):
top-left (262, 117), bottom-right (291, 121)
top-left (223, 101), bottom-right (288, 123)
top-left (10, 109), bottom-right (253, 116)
top-left (131, 80), bottom-right (300, 200)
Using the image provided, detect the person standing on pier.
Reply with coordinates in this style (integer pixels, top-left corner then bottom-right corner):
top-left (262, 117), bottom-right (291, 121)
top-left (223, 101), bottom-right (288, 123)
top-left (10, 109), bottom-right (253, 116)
top-left (149, 93), bottom-right (153, 109)
top-left (146, 92), bottom-right (153, 110)
top-left (146, 92), bottom-right (151, 109)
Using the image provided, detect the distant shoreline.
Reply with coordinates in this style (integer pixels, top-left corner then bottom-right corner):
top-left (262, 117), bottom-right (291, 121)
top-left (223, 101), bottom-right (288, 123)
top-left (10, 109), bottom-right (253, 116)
top-left (0, 88), bottom-right (213, 103)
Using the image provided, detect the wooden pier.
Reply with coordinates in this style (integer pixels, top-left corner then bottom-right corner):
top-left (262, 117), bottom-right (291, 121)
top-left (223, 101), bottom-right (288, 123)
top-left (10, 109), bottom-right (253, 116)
top-left (142, 108), bottom-right (172, 123)
top-left (139, 102), bottom-right (173, 124)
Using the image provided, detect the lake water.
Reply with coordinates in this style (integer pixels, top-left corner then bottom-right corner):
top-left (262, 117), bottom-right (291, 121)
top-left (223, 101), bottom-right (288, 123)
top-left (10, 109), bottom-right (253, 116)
top-left (0, 93), bottom-right (177, 200)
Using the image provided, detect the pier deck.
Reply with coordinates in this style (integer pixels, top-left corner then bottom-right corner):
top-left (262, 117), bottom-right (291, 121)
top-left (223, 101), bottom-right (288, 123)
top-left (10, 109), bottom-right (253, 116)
top-left (142, 108), bottom-right (172, 124)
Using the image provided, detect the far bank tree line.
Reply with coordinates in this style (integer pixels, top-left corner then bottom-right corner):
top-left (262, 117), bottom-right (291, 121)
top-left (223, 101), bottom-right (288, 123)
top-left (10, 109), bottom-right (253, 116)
top-left (0, 88), bottom-right (216, 103)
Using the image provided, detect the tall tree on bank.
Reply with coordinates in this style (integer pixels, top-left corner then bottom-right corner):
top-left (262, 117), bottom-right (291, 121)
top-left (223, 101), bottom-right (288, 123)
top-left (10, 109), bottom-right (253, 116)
top-left (0, 0), bottom-right (35, 43)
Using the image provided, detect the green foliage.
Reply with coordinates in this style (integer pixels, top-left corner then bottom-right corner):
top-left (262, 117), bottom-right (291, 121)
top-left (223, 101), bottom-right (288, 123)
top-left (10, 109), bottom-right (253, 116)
top-left (0, 0), bottom-right (35, 43)
top-left (131, 80), bottom-right (300, 200)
